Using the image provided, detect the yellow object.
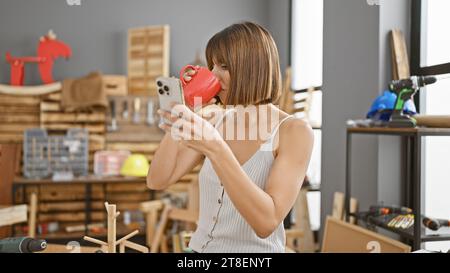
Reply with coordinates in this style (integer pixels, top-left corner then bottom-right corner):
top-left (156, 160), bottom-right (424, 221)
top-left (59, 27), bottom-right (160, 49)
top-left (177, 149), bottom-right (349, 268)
top-left (120, 154), bottom-right (149, 177)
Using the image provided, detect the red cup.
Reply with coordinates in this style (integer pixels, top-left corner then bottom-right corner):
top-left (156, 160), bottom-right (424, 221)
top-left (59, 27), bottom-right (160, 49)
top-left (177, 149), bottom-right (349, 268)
top-left (180, 65), bottom-right (221, 108)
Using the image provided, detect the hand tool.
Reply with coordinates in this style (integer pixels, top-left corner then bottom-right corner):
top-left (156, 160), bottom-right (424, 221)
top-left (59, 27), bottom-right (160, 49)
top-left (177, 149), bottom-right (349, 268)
top-left (133, 98), bottom-right (141, 124)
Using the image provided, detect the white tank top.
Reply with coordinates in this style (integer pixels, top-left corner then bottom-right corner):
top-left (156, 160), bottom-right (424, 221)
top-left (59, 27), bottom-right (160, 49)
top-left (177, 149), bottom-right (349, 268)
top-left (189, 110), bottom-right (295, 253)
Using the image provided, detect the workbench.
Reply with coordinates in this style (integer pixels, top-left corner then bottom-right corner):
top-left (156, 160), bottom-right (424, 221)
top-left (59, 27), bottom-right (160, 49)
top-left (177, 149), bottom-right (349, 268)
top-left (345, 127), bottom-right (450, 251)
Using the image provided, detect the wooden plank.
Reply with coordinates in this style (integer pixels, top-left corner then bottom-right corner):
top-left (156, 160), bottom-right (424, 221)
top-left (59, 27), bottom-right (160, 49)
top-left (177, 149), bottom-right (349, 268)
top-left (0, 95), bottom-right (42, 106)
top-left (107, 192), bottom-right (151, 202)
top-left (0, 123), bottom-right (40, 133)
top-left (42, 123), bottom-right (106, 134)
top-left (123, 240), bottom-right (149, 253)
top-left (415, 115), bottom-right (450, 128)
top-left (39, 201), bottom-right (104, 212)
top-left (28, 193), bottom-right (37, 238)
top-left (41, 112), bottom-right (106, 123)
top-left (332, 192), bottom-right (345, 220)
top-left (391, 29), bottom-right (410, 80)
top-left (43, 92), bottom-right (62, 102)
top-left (106, 183), bottom-right (149, 193)
top-left (39, 211), bottom-right (105, 222)
top-left (38, 190), bottom-right (104, 202)
top-left (349, 197), bottom-right (359, 225)
top-left (40, 102), bottom-right (62, 112)
top-left (0, 114), bottom-right (40, 123)
top-left (0, 106), bottom-right (40, 114)
top-left (0, 205), bottom-right (28, 227)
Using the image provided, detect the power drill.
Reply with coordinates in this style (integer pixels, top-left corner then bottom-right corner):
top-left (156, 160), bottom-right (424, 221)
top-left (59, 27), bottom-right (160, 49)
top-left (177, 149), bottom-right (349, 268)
top-left (388, 75), bottom-right (438, 128)
top-left (0, 237), bottom-right (47, 253)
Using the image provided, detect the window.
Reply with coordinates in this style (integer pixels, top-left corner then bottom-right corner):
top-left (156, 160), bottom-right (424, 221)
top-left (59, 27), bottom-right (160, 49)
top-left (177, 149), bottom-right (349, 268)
top-left (291, 0), bottom-right (323, 231)
top-left (412, 0), bottom-right (450, 252)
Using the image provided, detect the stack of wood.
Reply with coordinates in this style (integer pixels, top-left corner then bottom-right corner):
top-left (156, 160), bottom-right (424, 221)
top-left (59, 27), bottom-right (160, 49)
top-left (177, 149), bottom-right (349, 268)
top-left (128, 25), bottom-right (170, 97)
top-left (0, 94), bottom-right (42, 143)
top-left (13, 183), bottom-right (104, 237)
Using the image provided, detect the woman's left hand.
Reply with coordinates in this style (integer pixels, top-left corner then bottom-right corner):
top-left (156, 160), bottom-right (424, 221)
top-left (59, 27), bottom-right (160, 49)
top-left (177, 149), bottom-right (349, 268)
top-left (158, 103), bottom-right (224, 156)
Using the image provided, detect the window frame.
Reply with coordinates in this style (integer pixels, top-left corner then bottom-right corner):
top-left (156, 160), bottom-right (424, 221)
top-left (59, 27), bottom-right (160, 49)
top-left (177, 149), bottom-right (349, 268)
top-left (411, 0), bottom-right (450, 77)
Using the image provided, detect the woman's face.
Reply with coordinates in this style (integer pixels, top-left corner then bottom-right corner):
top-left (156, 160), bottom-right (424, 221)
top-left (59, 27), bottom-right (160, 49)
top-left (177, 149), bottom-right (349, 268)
top-left (211, 62), bottom-right (230, 103)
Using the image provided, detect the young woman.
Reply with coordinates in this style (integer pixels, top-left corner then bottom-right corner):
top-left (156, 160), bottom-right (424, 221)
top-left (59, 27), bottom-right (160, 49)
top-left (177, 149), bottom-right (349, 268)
top-left (147, 22), bottom-right (314, 253)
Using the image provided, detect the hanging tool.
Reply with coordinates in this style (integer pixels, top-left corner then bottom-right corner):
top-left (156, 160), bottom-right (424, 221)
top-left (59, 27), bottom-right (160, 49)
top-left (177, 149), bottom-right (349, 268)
top-left (108, 99), bottom-right (118, 132)
top-left (147, 99), bottom-right (155, 126)
top-left (388, 75), bottom-right (438, 128)
top-left (133, 98), bottom-right (141, 124)
top-left (122, 100), bottom-right (129, 120)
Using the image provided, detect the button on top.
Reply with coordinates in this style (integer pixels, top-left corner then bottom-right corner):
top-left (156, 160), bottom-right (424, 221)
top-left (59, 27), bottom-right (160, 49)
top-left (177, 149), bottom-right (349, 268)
top-left (218, 199), bottom-right (222, 204)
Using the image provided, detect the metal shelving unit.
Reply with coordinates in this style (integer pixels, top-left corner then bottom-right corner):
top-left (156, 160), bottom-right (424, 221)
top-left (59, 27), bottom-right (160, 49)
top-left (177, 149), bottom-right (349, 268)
top-left (345, 127), bottom-right (450, 251)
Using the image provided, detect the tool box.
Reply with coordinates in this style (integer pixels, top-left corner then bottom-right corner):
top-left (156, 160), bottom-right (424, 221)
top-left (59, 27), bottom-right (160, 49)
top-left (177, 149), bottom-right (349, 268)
top-left (23, 128), bottom-right (89, 179)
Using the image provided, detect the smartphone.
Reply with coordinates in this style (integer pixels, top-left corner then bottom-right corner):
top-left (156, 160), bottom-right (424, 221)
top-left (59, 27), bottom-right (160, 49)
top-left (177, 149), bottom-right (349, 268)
top-left (156, 76), bottom-right (185, 125)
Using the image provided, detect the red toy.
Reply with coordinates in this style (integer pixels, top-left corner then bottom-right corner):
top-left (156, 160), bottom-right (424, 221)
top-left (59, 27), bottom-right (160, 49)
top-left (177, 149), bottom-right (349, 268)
top-left (5, 30), bottom-right (72, 86)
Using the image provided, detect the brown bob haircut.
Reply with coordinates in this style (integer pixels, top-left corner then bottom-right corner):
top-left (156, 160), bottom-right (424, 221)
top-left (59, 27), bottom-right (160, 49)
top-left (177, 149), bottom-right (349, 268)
top-left (205, 22), bottom-right (282, 106)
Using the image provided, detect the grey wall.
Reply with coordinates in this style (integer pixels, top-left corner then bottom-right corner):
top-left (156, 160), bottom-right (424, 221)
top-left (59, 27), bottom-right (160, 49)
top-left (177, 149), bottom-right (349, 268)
top-left (321, 0), bottom-right (412, 240)
top-left (267, 0), bottom-right (290, 74)
top-left (377, 0), bottom-right (411, 206)
top-left (321, 0), bottom-right (380, 232)
top-left (0, 0), bottom-right (290, 85)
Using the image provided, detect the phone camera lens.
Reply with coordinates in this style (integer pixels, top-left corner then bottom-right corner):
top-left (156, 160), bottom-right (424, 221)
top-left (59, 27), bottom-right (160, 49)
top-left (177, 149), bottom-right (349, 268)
top-left (157, 81), bottom-right (163, 87)
top-left (158, 89), bottom-right (164, 95)
top-left (164, 85), bottom-right (169, 92)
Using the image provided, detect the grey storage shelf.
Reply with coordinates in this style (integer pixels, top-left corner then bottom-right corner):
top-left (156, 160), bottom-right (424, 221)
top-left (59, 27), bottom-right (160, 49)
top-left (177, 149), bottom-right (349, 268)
top-left (354, 212), bottom-right (450, 243)
top-left (345, 127), bottom-right (450, 251)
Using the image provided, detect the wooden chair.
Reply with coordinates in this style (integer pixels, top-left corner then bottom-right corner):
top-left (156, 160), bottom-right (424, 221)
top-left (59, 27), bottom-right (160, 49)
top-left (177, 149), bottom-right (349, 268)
top-left (140, 179), bottom-right (199, 253)
top-left (285, 188), bottom-right (316, 252)
top-left (278, 67), bottom-right (315, 121)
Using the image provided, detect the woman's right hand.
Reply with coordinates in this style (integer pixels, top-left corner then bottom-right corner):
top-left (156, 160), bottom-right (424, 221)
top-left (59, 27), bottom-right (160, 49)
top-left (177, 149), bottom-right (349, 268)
top-left (182, 66), bottom-right (198, 82)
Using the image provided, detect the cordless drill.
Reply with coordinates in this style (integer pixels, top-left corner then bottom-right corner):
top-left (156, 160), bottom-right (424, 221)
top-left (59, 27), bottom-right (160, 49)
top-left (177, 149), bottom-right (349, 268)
top-left (388, 75), bottom-right (438, 128)
top-left (0, 237), bottom-right (47, 253)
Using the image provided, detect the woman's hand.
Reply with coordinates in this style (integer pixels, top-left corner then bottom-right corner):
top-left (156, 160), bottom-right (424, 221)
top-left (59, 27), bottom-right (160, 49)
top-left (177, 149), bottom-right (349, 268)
top-left (182, 66), bottom-right (198, 82)
top-left (157, 104), bottom-right (225, 156)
